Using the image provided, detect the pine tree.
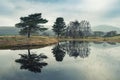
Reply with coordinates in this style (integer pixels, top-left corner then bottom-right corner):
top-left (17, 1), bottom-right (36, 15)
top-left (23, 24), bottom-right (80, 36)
top-left (52, 17), bottom-right (66, 38)
top-left (15, 13), bottom-right (48, 38)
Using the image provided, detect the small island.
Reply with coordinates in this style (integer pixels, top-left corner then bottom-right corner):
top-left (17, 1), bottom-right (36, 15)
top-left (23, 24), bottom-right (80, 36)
top-left (0, 13), bottom-right (120, 49)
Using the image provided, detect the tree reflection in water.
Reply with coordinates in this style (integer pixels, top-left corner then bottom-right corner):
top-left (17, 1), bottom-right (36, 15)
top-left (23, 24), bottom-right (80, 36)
top-left (52, 41), bottom-right (90, 61)
top-left (15, 48), bottom-right (48, 73)
top-left (52, 43), bottom-right (66, 62)
top-left (66, 41), bottom-right (90, 58)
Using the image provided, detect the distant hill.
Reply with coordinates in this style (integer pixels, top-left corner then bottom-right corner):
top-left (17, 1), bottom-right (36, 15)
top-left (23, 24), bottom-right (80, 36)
top-left (92, 25), bottom-right (120, 33)
top-left (0, 26), bottom-right (55, 36)
top-left (1, 25), bottom-right (120, 36)
top-left (0, 27), bottom-right (20, 36)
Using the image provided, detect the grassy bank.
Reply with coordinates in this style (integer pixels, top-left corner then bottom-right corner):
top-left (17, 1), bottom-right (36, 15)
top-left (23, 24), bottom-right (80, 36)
top-left (0, 36), bottom-right (58, 49)
top-left (0, 36), bottom-right (120, 49)
top-left (59, 36), bottom-right (120, 42)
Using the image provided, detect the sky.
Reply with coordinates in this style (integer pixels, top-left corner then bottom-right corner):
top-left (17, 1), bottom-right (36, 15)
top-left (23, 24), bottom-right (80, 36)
top-left (0, 0), bottom-right (120, 27)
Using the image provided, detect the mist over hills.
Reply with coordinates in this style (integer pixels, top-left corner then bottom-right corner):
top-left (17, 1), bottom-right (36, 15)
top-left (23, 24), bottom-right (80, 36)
top-left (0, 27), bottom-right (20, 35)
top-left (92, 25), bottom-right (120, 33)
top-left (0, 25), bottom-right (120, 35)
top-left (0, 26), bottom-right (54, 36)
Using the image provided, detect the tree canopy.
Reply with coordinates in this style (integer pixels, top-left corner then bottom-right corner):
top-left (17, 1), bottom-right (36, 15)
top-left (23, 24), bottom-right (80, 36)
top-left (65, 20), bottom-right (92, 38)
top-left (15, 13), bottom-right (48, 38)
top-left (52, 17), bottom-right (66, 37)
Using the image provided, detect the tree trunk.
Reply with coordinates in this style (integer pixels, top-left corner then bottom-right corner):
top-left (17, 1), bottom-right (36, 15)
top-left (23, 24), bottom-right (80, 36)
top-left (28, 32), bottom-right (30, 38)
top-left (57, 34), bottom-right (60, 42)
top-left (27, 27), bottom-right (31, 38)
top-left (57, 34), bottom-right (60, 38)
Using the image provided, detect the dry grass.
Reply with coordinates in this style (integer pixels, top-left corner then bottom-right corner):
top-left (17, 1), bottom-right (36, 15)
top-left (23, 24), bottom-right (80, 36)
top-left (0, 36), bottom-right (58, 49)
top-left (59, 36), bottom-right (120, 42)
top-left (0, 35), bottom-right (120, 49)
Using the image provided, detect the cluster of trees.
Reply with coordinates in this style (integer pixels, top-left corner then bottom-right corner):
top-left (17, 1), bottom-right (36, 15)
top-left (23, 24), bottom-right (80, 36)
top-left (104, 31), bottom-right (117, 37)
top-left (93, 31), bottom-right (117, 37)
top-left (15, 13), bottom-right (92, 38)
top-left (65, 20), bottom-right (92, 38)
top-left (52, 18), bottom-right (92, 38)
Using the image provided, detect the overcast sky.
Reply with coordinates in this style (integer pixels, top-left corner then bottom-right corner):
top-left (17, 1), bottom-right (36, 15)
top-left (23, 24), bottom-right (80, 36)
top-left (0, 0), bottom-right (120, 27)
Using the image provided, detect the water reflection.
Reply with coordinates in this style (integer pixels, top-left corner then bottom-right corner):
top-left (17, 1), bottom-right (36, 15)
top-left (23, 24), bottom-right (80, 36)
top-left (93, 42), bottom-right (116, 45)
top-left (107, 42), bottom-right (116, 45)
top-left (0, 41), bottom-right (120, 80)
top-left (52, 41), bottom-right (91, 61)
top-left (52, 43), bottom-right (66, 62)
top-left (15, 47), bottom-right (48, 73)
top-left (92, 41), bottom-right (118, 48)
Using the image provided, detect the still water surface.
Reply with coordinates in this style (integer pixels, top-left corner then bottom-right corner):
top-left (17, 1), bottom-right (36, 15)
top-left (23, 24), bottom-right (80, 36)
top-left (0, 41), bottom-right (120, 80)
